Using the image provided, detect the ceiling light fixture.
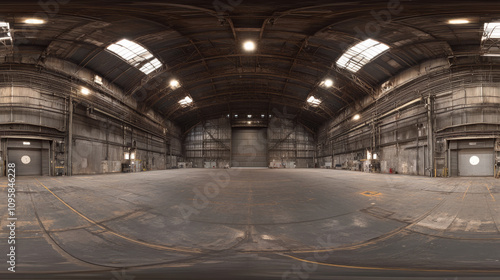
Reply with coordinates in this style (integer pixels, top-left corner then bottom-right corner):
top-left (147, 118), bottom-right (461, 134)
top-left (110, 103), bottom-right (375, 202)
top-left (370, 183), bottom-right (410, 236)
top-left (94, 75), bottom-right (103, 85)
top-left (322, 79), bottom-right (333, 88)
top-left (24, 18), bottom-right (45, 24)
top-left (353, 114), bottom-right (360, 120)
top-left (448, 19), bottom-right (470, 24)
top-left (243, 40), bottom-right (256, 51)
top-left (170, 79), bottom-right (180, 89)
top-left (81, 87), bottom-right (90, 95)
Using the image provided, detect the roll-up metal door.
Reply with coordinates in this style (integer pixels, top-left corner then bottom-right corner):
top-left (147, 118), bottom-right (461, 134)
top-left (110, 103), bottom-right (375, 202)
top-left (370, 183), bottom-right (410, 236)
top-left (231, 128), bottom-right (267, 167)
top-left (8, 149), bottom-right (42, 176)
top-left (458, 149), bottom-right (494, 177)
top-left (450, 150), bottom-right (458, 177)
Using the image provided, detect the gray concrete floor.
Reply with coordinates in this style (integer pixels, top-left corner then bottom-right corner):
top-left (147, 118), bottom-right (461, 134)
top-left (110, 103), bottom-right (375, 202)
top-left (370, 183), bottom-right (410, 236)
top-left (1, 169), bottom-right (500, 279)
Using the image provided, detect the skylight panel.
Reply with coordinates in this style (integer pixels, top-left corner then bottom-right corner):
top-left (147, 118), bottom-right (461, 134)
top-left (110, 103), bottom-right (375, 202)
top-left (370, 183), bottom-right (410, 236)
top-left (307, 96), bottom-right (321, 107)
top-left (179, 96), bottom-right (193, 107)
top-left (106, 39), bottom-right (163, 75)
top-left (0, 22), bottom-right (12, 42)
top-left (336, 39), bottom-right (390, 73)
top-left (483, 22), bottom-right (500, 40)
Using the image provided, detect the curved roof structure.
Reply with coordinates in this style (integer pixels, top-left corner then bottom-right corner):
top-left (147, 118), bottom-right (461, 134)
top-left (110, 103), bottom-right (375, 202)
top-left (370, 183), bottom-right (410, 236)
top-left (0, 0), bottom-right (495, 130)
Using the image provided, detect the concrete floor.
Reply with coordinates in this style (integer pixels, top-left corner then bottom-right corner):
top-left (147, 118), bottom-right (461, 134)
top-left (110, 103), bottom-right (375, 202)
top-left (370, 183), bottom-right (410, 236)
top-left (1, 169), bottom-right (500, 279)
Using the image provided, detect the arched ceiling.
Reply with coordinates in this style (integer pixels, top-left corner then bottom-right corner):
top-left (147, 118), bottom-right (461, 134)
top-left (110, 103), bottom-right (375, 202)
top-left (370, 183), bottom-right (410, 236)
top-left (0, 0), bottom-right (498, 131)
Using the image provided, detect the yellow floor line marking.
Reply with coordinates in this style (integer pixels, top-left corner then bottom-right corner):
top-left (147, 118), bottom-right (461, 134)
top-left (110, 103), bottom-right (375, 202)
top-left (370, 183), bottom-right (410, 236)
top-left (34, 179), bottom-right (200, 254)
top-left (279, 253), bottom-right (500, 273)
top-left (461, 181), bottom-right (471, 201)
top-left (360, 191), bottom-right (382, 197)
top-left (484, 183), bottom-right (496, 202)
top-left (50, 177), bottom-right (63, 183)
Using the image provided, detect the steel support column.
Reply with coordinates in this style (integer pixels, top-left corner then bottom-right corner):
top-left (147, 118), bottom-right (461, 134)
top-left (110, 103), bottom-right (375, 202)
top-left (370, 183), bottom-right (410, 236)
top-left (427, 96), bottom-right (435, 177)
top-left (67, 96), bottom-right (73, 176)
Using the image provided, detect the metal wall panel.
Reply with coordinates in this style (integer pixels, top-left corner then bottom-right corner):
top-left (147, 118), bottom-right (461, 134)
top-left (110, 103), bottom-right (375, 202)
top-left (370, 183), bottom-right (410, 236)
top-left (457, 139), bottom-right (494, 149)
top-left (8, 149), bottom-right (42, 176)
top-left (41, 149), bottom-right (50, 176)
top-left (450, 150), bottom-right (458, 177)
top-left (458, 149), bottom-right (494, 176)
top-left (231, 128), bottom-right (267, 167)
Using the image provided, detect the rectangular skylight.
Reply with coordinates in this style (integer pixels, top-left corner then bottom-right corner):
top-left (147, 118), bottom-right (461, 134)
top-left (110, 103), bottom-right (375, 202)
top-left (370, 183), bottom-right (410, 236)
top-left (336, 39), bottom-right (390, 72)
top-left (106, 39), bottom-right (162, 75)
top-left (179, 96), bottom-right (193, 106)
top-left (307, 96), bottom-right (321, 107)
top-left (482, 22), bottom-right (500, 41)
top-left (0, 22), bottom-right (12, 42)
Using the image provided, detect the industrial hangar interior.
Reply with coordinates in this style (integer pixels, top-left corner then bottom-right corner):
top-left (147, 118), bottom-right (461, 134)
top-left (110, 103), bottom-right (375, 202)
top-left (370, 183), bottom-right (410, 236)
top-left (1, 0), bottom-right (500, 279)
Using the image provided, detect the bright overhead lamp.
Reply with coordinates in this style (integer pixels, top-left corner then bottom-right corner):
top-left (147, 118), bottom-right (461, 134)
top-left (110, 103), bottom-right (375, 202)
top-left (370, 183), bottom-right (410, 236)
top-left (337, 39), bottom-right (390, 72)
top-left (94, 75), bottom-right (103, 85)
top-left (307, 96), bottom-right (321, 107)
top-left (353, 114), bottom-right (360, 120)
top-left (247, 121), bottom-right (252, 124)
top-left (243, 40), bottom-right (256, 51)
top-left (170, 79), bottom-right (180, 89)
top-left (178, 96), bottom-right (193, 106)
top-left (23, 142), bottom-right (31, 146)
top-left (81, 87), bottom-right (90, 95)
top-left (448, 19), bottom-right (469, 24)
top-left (24, 18), bottom-right (45, 24)
top-left (247, 115), bottom-right (252, 118)
top-left (322, 79), bottom-right (334, 88)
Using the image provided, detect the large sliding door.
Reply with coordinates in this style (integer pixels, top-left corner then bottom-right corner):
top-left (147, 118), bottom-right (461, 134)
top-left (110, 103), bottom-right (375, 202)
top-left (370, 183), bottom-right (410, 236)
top-left (231, 128), bottom-right (267, 167)
top-left (458, 149), bottom-right (494, 176)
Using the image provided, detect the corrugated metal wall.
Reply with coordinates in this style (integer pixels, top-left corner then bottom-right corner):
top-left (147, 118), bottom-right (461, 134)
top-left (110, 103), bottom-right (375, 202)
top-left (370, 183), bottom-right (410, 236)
top-left (184, 118), bottom-right (231, 168)
top-left (267, 118), bottom-right (315, 168)
top-left (183, 117), bottom-right (315, 168)
top-left (0, 66), bottom-right (183, 176)
top-left (317, 59), bottom-right (500, 177)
